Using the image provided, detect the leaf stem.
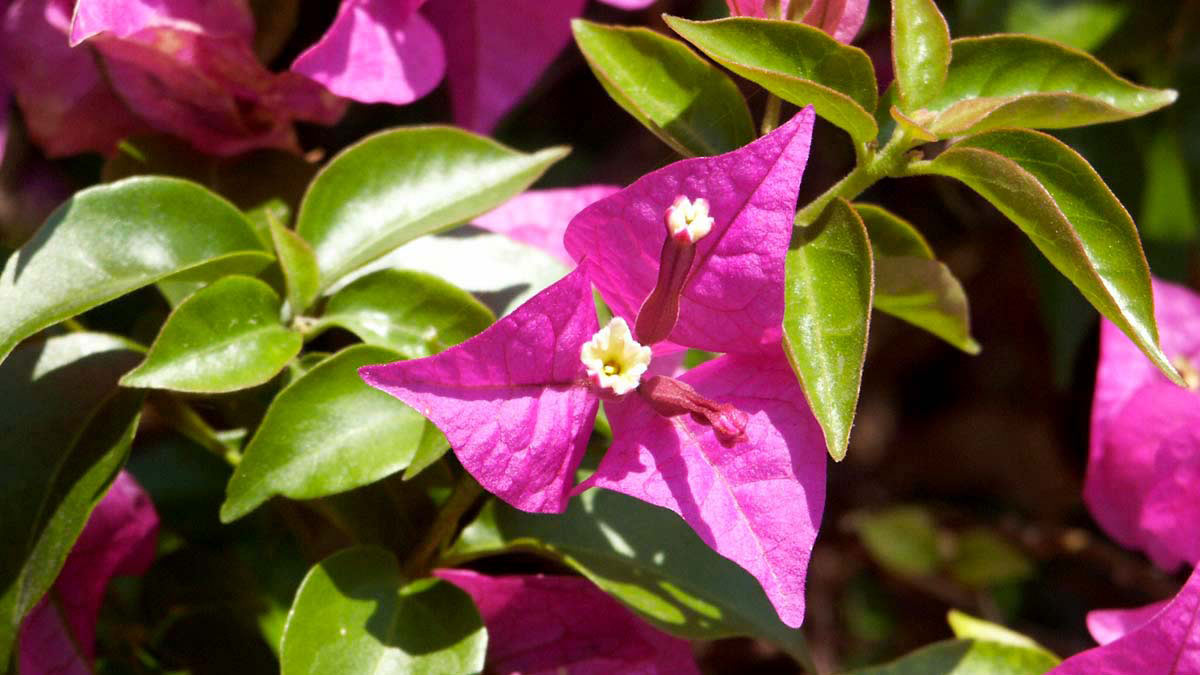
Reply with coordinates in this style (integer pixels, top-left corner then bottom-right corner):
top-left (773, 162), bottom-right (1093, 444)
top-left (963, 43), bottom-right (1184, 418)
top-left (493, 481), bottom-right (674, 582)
top-left (150, 393), bottom-right (242, 466)
top-left (794, 128), bottom-right (919, 227)
top-left (402, 470), bottom-right (485, 578)
top-left (761, 94), bottom-right (783, 136)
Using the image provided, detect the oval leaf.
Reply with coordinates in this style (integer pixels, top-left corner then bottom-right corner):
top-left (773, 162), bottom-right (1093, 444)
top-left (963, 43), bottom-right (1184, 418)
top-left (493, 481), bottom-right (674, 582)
top-left (856, 204), bottom-right (980, 354)
top-left (221, 345), bottom-right (448, 522)
top-left (919, 128), bottom-right (1179, 383)
top-left (0, 334), bottom-right (143, 665)
top-left (269, 216), bottom-right (321, 316)
top-left (783, 198), bottom-right (874, 461)
top-left (448, 489), bottom-right (813, 666)
top-left (665, 16), bottom-right (878, 143)
top-left (0, 176), bottom-right (270, 365)
top-left (312, 269), bottom-right (494, 359)
top-left (281, 547), bottom-right (486, 675)
top-left (891, 0), bottom-right (951, 111)
top-left (925, 35), bottom-right (1177, 137)
top-left (121, 276), bottom-right (302, 393)
top-left (572, 19), bottom-right (756, 157)
top-left (847, 639), bottom-right (1061, 675)
top-left (296, 127), bottom-right (569, 292)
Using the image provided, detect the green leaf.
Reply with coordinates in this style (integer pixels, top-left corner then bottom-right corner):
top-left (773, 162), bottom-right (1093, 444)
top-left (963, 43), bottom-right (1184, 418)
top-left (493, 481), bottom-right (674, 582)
top-left (1140, 127), bottom-right (1198, 243)
top-left (0, 176), bottom-right (271, 365)
top-left (281, 547), bottom-right (485, 675)
top-left (312, 270), bottom-right (494, 359)
top-left (221, 345), bottom-right (448, 522)
top-left (949, 529), bottom-right (1034, 589)
top-left (853, 506), bottom-right (941, 578)
top-left (917, 128), bottom-right (1180, 383)
top-left (296, 127), bottom-right (569, 293)
top-left (572, 19), bottom-right (756, 157)
top-left (783, 198), bottom-right (874, 461)
top-left (1004, 0), bottom-right (1128, 52)
top-left (269, 216), bottom-right (321, 316)
top-left (923, 35), bottom-right (1177, 137)
top-left (121, 276), bottom-right (302, 393)
top-left (665, 16), bottom-right (879, 143)
top-left (947, 610), bottom-right (1058, 661)
top-left (855, 204), bottom-right (980, 354)
top-left (891, 0), bottom-right (951, 111)
top-left (0, 333), bottom-right (144, 665)
top-left (447, 490), bottom-right (812, 665)
top-left (844, 638), bottom-right (1061, 675)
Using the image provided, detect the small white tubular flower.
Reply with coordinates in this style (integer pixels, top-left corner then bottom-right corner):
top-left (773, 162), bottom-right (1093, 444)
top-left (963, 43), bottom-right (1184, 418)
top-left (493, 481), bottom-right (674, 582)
top-left (580, 317), bottom-right (653, 395)
top-left (665, 195), bottom-right (714, 243)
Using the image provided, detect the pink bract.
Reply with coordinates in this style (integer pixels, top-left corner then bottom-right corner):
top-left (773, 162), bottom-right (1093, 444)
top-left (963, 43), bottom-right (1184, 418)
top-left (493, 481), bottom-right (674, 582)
top-left (1087, 599), bottom-right (1170, 646)
top-left (435, 570), bottom-right (699, 675)
top-left (564, 107), bottom-right (815, 354)
top-left (291, 0), bottom-right (445, 106)
top-left (18, 471), bottom-right (158, 675)
top-left (1086, 278), bottom-right (1200, 570)
top-left (1050, 565), bottom-right (1200, 674)
top-left (725, 0), bottom-right (869, 43)
top-left (473, 185), bottom-right (621, 265)
top-left (359, 264), bottom-right (600, 514)
top-left (578, 349), bottom-right (826, 628)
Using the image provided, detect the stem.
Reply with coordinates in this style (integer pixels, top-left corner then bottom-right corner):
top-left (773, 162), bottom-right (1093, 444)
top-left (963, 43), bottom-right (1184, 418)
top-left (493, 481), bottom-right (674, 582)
top-left (761, 94), bottom-right (783, 136)
top-left (794, 128), bottom-right (919, 227)
top-left (150, 393), bottom-right (241, 466)
top-left (402, 471), bottom-right (485, 578)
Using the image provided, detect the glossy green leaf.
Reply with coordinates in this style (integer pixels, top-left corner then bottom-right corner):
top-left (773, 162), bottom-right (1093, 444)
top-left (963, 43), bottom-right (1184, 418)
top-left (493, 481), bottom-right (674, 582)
top-left (1140, 127), bottom-right (1198, 243)
top-left (447, 489), bottom-right (812, 665)
top-left (855, 204), bottom-right (979, 354)
top-left (221, 345), bottom-right (448, 522)
top-left (924, 35), bottom-right (1177, 137)
top-left (296, 127), bottom-right (569, 292)
top-left (665, 16), bottom-right (878, 143)
top-left (269, 216), bottom-right (321, 316)
top-left (845, 638), bottom-right (1061, 675)
top-left (312, 270), bottom-right (494, 359)
top-left (281, 547), bottom-right (485, 675)
top-left (572, 19), bottom-right (755, 157)
top-left (0, 334), bottom-right (144, 665)
top-left (784, 198), bottom-right (874, 461)
top-left (121, 276), bottom-right (302, 393)
top-left (949, 529), bottom-right (1034, 589)
top-left (891, 0), bottom-right (951, 111)
top-left (947, 610), bottom-right (1058, 662)
top-left (918, 128), bottom-right (1180, 383)
top-left (0, 176), bottom-right (271, 365)
top-left (1005, 0), bottom-right (1128, 52)
top-left (853, 506), bottom-right (941, 578)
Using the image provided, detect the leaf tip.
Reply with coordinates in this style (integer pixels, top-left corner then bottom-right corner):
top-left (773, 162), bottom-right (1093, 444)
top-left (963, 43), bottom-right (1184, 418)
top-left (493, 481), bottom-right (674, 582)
top-left (962, 338), bottom-right (982, 356)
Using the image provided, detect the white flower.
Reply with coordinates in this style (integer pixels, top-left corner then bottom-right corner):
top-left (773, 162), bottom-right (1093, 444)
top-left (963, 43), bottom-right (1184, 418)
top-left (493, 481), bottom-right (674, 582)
top-left (665, 195), bottom-right (714, 243)
top-left (581, 317), bottom-right (652, 395)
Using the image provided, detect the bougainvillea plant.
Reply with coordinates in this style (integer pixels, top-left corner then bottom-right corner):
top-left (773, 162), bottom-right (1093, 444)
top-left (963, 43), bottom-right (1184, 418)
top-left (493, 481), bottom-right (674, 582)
top-left (1, 0), bottom-right (1197, 672)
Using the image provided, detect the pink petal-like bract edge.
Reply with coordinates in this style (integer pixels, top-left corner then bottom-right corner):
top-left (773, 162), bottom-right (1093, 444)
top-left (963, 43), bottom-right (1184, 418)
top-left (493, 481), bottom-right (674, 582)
top-left (360, 264), bottom-right (599, 514)
top-left (18, 472), bottom-right (159, 675)
top-left (564, 108), bottom-right (815, 355)
top-left (580, 348), bottom-right (826, 627)
top-left (291, 0), bottom-right (445, 106)
top-left (435, 570), bottom-right (699, 675)
top-left (473, 185), bottom-right (621, 266)
top-left (724, 0), bottom-right (868, 43)
top-left (1051, 565), bottom-right (1200, 674)
top-left (1087, 599), bottom-right (1170, 646)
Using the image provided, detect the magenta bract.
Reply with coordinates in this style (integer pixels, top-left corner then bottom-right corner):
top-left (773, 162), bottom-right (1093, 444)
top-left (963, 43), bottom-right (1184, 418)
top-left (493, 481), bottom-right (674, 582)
top-left (1086, 278), bottom-right (1200, 570)
top-left (564, 107), bottom-right (815, 354)
top-left (724, 0), bottom-right (869, 43)
top-left (435, 570), bottom-right (699, 675)
top-left (18, 472), bottom-right (158, 675)
top-left (474, 185), bottom-right (621, 265)
top-left (1051, 565), bottom-right (1200, 673)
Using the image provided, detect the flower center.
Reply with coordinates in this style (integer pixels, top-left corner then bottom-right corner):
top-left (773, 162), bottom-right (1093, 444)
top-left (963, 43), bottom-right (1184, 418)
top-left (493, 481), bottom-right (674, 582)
top-left (665, 195), bottom-right (714, 244)
top-left (1174, 356), bottom-right (1200, 391)
top-left (581, 318), bottom-right (652, 396)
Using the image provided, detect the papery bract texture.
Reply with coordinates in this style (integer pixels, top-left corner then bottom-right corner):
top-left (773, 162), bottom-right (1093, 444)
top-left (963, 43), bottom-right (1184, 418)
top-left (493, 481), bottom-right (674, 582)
top-left (70, 0), bottom-right (254, 43)
top-left (291, 0), bottom-right (445, 106)
top-left (435, 570), bottom-right (699, 675)
top-left (474, 185), bottom-right (621, 265)
top-left (360, 265), bottom-right (599, 514)
top-left (724, 0), bottom-right (868, 43)
top-left (1087, 599), bottom-right (1170, 646)
top-left (1086, 278), bottom-right (1200, 570)
top-left (0, 0), bottom-right (146, 156)
top-left (579, 350), bottom-right (826, 627)
top-left (564, 108), bottom-right (815, 354)
top-left (424, 0), bottom-right (586, 132)
top-left (596, 0), bottom-right (656, 9)
top-left (18, 472), bottom-right (158, 675)
top-left (1051, 565), bottom-right (1200, 674)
